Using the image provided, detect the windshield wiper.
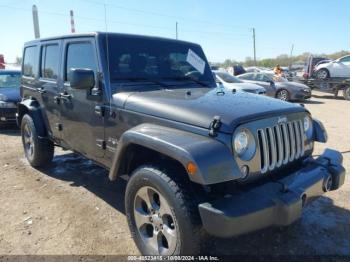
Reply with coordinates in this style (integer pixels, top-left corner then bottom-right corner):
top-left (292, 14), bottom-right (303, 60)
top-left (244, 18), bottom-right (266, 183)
top-left (111, 77), bottom-right (170, 88)
top-left (162, 76), bottom-right (210, 87)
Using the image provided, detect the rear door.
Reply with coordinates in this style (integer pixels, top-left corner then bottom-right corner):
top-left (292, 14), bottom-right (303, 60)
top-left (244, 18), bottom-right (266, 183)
top-left (59, 38), bottom-right (105, 160)
top-left (38, 41), bottom-right (62, 139)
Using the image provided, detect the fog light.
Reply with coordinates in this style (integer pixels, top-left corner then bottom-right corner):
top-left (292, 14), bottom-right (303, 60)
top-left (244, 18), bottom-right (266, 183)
top-left (0, 117), bottom-right (6, 121)
top-left (240, 165), bottom-right (249, 179)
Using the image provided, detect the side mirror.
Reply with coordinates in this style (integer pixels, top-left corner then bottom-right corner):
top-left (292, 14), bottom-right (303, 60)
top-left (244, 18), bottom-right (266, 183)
top-left (69, 68), bottom-right (95, 89)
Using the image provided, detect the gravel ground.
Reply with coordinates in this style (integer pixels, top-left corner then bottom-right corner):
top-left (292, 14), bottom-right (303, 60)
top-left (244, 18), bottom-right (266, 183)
top-left (0, 90), bottom-right (349, 256)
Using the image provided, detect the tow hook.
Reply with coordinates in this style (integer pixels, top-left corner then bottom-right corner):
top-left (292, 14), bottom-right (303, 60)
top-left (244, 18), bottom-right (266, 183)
top-left (323, 175), bottom-right (333, 192)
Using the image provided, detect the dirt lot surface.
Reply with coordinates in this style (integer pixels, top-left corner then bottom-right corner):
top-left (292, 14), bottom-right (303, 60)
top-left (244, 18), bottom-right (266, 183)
top-left (0, 90), bottom-right (349, 257)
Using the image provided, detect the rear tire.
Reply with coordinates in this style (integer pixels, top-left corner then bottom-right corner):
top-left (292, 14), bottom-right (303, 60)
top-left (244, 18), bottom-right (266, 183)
top-left (21, 114), bottom-right (54, 167)
top-left (276, 89), bottom-right (290, 101)
top-left (316, 68), bottom-right (330, 80)
top-left (343, 86), bottom-right (350, 100)
top-left (125, 165), bottom-right (202, 255)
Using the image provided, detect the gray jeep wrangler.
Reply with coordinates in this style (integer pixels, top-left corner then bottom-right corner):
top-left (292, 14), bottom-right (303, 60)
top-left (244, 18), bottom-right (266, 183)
top-left (18, 32), bottom-right (345, 256)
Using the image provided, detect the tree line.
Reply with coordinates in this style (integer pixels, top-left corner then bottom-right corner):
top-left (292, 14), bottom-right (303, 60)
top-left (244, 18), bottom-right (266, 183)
top-left (213, 50), bottom-right (350, 69)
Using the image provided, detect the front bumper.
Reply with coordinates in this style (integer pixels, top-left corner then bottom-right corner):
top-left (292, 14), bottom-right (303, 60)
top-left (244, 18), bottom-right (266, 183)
top-left (293, 90), bottom-right (312, 100)
top-left (0, 108), bottom-right (17, 123)
top-left (199, 149), bottom-right (345, 238)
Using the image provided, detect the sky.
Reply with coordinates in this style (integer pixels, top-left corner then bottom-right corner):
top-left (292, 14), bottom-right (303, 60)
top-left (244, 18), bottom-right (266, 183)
top-left (0, 0), bottom-right (349, 63)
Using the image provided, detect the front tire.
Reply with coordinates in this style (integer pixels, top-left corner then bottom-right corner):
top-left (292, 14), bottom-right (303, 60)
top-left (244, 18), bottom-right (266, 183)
top-left (21, 114), bottom-right (54, 167)
top-left (316, 68), bottom-right (330, 80)
top-left (125, 166), bottom-right (202, 255)
top-left (276, 89), bottom-right (290, 101)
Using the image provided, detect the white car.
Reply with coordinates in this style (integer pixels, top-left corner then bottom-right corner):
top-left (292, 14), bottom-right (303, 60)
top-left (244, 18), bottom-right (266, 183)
top-left (315, 55), bottom-right (350, 79)
top-left (213, 70), bottom-right (266, 95)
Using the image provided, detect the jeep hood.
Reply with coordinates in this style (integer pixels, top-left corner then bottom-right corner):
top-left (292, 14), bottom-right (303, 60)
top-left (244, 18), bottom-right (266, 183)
top-left (113, 88), bottom-right (306, 133)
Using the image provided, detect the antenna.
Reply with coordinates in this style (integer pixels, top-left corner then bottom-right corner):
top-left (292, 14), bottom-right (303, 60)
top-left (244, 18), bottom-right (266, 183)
top-left (104, 3), bottom-right (113, 113)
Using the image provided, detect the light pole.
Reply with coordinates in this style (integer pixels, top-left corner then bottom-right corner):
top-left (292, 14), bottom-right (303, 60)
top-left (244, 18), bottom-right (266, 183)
top-left (32, 5), bottom-right (40, 39)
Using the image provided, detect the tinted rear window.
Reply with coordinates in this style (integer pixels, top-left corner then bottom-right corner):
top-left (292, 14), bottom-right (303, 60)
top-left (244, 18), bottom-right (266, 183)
top-left (23, 46), bottom-right (39, 78)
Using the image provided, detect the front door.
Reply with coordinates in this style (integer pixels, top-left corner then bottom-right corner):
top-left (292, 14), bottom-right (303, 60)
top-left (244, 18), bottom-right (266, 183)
top-left (59, 38), bottom-right (105, 160)
top-left (334, 56), bottom-right (350, 77)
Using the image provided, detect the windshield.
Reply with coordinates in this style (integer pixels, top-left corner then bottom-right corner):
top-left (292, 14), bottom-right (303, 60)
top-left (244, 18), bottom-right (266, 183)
top-left (104, 35), bottom-right (216, 91)
top-left (215, 72), bottom-right (242, 83)
top-left (0, 72), bottom-right (21, 88)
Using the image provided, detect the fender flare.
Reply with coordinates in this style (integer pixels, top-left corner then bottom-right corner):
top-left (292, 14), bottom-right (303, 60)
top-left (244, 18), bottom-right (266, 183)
top-left (313, 119), bottom-right (328, 143)
top-left (17, 98), bottom-right (47, 137)
top-left (108, 124), bottom-right (241, 185)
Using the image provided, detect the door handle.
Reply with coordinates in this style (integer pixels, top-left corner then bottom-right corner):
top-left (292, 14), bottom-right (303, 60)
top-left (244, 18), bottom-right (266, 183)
top-left (36, 87), bottom-right (46, 94)
top-left (94, 105), bottom-right (104, 117)
top-left (53, 96), bottom-right (60, 104)
top-left (59, 92), bottom-right (72, 101)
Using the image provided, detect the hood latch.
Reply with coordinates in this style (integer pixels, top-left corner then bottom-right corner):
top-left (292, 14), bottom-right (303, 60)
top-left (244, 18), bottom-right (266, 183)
top-left (209, 116), bottom-right (222, 137)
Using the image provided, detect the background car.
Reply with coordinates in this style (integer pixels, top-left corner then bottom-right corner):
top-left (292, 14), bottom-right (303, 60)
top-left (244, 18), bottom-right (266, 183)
top-left (303, 56), bottom-right (329, 79)
top-left (245, 66), bottom-right (274, 74)
top-left (315, 55), bottom-right (350, 79)
top-left (0, 69), bottom-right (21, 125)
top-left (213, 70), bottom-right (266, 95)
top-left (226, 65), bottom-right (246, 76)
top-left (238, 72), bottom-right (311, 101)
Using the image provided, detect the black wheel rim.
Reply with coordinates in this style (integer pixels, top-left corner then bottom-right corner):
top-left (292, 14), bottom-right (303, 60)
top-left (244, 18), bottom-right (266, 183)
top-left (277, 90), bottom-right (288, 101)
top-left (317, 70), bottom-right (328, 79)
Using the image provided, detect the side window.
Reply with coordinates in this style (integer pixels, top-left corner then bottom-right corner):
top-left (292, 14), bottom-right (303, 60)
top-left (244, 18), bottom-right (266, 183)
top-left (262, 75), bottom-right (271, 82)
top-left (254, 74), bottom-right (267, 81)
top-left (339, 56), bottom-right (350, 65)
top-left (23, 46), bottom-right (38, 78)
top-left (65, 42), bottom-right (96, 82)
top-left (239, 74), bottom-right (251, 80)
top-left (41, 44), bottom-right (59, 80)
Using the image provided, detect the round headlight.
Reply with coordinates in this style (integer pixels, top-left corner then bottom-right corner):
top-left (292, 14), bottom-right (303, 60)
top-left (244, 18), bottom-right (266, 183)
top-left (304, 116), bottom-right (311, 131)
top-left (234, 131), bottom-right (249, 155)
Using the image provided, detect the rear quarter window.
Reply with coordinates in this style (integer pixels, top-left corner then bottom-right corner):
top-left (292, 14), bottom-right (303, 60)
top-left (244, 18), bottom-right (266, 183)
top-left (23, 46), bottom-right (39, 78)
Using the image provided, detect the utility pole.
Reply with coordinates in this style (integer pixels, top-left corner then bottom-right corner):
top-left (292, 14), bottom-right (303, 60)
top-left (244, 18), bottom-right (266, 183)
top-left (70, 10), bottom-right (76, 33)
top-left (289, 44), bottom-right (294, 69)
top-left (32, 5), bottom-right (40, 39)
top-left (176, 22), bottom-right (178, 40)
top-left (252, 28), bottom-right (256, 66)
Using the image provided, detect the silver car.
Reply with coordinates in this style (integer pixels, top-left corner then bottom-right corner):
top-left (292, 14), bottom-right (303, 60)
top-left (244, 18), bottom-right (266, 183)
top-left (213, 70), bottom-right (266, 95)
top-left (238, 72), bottom-right (311, 101)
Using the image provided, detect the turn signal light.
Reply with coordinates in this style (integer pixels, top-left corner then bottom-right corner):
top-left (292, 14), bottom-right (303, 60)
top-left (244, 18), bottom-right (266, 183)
top-left (187, 162), bottom-right (197, 175)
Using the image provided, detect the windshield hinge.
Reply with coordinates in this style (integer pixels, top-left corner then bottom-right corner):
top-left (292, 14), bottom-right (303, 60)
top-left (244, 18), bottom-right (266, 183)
top-left (209, 116), bottom-right (222, 137)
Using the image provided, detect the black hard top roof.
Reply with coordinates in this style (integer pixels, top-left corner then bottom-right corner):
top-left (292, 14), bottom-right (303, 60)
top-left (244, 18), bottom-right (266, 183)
top-left (24, 32), bottom-right (198, 46)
